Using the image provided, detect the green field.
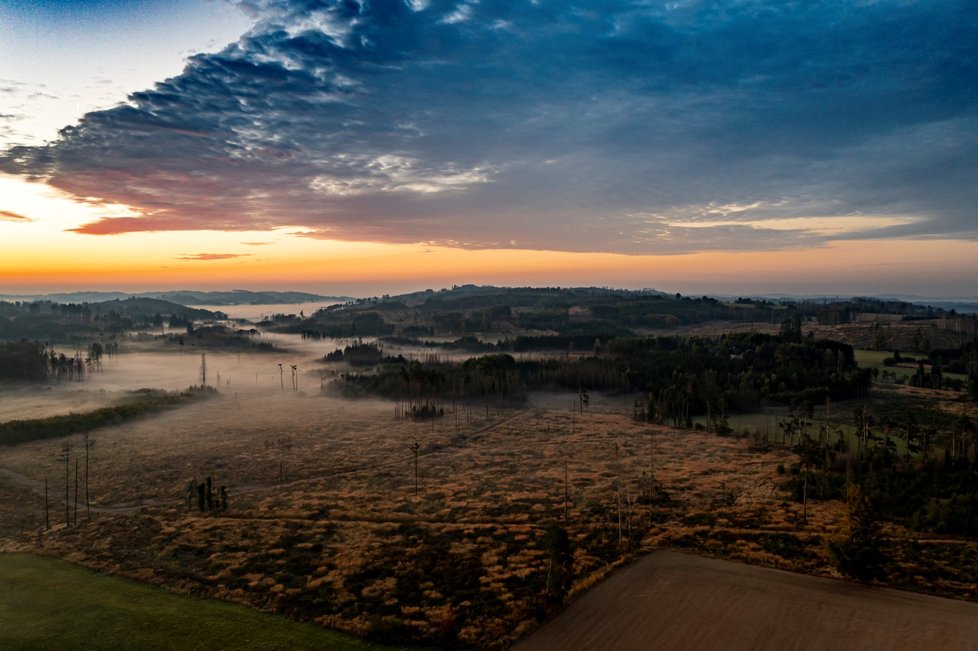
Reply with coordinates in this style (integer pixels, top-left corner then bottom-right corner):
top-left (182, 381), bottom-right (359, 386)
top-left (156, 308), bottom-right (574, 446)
top-left (0, 554), bottom-right (395, 650)
top-left (854, 349), bottom-right (917, 380)
top-left (854, 348), bottom-right (968, 383)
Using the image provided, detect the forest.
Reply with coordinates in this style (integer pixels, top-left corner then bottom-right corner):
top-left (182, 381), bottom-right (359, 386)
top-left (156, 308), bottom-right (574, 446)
top-left (332, 330), bottom-right (872, 432)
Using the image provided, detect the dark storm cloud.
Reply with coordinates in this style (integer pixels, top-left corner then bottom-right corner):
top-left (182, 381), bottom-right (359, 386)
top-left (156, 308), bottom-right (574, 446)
top-left (2, 0), bottom-right (976, 252)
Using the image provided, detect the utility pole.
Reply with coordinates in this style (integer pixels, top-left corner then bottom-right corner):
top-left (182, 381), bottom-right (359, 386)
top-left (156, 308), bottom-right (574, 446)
top-left (278, 363), bottom-right (284, 392)
top-left (62, 443), bottom-right (70, 527)
top-left (410, 442), bottom-right (421, 496)
top-left (200, 353), bottom-right (207, 386)
top-left (563, 460), bottom-right (569, 527)
top-left (649, 427), bottom-right (655, 504)
top-left (84, 432), bottom-right (93, 519)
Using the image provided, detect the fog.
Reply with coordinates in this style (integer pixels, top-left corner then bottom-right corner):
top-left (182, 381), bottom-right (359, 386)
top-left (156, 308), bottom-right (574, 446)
top-left (190, 302), bottom-right (340, 321)
top-left (0, 305), bottom-right (574, 425)
top-left (0, 306), bottom-right (355, 422)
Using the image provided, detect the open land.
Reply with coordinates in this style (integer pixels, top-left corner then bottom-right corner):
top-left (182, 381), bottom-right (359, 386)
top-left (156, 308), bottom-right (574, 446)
top-left (3, 383), bottom-right (975, 647)
top-left (516, 550), bottom-right (978, 651)
top-left (0, 386), bottom-right (813, 647)
top-left (0, 553), bottom-right (396, 650)
top-left (1, 290), bottom-right (977, 648)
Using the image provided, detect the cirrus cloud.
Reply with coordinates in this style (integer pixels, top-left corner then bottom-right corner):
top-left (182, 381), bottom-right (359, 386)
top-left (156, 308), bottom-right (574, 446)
top-left (0, 209), bottom-right (32, 221)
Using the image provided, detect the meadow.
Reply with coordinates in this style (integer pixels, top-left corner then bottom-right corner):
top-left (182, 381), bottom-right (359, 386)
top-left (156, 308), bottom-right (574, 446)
top-left (0, 553), bottom-right (398, 650)
top-left (0, 383), bottom-right (809, 647)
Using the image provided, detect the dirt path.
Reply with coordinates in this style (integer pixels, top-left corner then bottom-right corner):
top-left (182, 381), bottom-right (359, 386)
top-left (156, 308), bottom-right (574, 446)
top-left (0, 467), bottom-right (147, 515)
top-left (515, 550), bottom-right (978, 650)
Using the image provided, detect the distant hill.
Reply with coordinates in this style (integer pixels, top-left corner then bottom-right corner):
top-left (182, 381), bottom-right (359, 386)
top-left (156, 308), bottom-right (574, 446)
top-left (0, 290), bottom-right (350, 306)
top-left (86, 298), bottom-right (220, 320)
top-left (0, 297), bottom-right (223, 343)
top-left (0, 291), bottom-right (131, 303)
top-left (141, 290), bottom-right (347, 306)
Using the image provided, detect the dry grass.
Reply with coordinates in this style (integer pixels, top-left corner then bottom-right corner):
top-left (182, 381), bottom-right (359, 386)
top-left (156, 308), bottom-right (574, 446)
top-left (0, 389), bottom-right (971, 646)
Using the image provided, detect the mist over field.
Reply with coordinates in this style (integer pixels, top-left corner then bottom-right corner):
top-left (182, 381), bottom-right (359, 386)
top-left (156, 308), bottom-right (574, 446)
top-left (1, 337), bottom-right (330, 422)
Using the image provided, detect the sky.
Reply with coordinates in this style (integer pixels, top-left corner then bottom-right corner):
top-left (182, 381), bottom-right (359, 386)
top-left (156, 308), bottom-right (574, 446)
top-left (1, 0), bottom-right (976, 298)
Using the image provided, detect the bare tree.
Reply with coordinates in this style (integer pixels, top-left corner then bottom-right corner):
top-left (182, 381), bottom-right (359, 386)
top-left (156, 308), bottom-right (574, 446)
top-left (615, 442), bottom-right (623, 547)
top-left (74, 459), bottom-right (79, 526)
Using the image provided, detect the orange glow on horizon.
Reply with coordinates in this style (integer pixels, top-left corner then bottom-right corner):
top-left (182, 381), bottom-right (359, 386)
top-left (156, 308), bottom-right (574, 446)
top-left (3, 174), bottom-right (976, 297)
top-left (3, 235), bottom-right (977, 297)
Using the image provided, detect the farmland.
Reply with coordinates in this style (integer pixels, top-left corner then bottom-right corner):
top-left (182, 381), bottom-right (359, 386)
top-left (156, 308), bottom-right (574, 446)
top-left (516, 550), bottom-right (978, 650)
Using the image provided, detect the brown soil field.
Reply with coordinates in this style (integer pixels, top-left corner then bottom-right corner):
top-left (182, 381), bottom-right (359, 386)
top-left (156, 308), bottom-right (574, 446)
top-left (516, 550), bottom-right (978, 650)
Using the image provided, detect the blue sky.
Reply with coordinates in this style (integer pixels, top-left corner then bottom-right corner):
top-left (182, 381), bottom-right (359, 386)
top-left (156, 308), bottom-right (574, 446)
top-left (1, 1), bottom-right (976, 295)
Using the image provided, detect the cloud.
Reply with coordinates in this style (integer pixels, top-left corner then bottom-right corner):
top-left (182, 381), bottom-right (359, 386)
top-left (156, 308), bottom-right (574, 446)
top-left (0, 209), bottom-right (32, 221)
top-left (1, 0), bottom-right (976, 253)
top-left (176, 253), bottom-right (250, 261)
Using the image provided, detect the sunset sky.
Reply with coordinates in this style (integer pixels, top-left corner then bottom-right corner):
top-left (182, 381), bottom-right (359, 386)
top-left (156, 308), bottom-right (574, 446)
top-left (1, 0), bottom-right (976, 298)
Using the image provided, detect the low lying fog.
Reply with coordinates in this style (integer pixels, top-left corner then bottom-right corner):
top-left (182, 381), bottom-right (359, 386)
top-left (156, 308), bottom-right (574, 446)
top-left (0, 314), bottom-right (352, 422)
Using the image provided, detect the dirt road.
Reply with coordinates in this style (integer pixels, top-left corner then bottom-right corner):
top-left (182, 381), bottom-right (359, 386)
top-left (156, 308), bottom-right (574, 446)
top-left (515, 550), bottom-right (978, 650)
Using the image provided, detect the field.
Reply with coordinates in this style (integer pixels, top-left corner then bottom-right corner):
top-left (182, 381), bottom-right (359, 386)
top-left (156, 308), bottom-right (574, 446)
top-left (0, 553), bottom-right (396, 650)
top-left (1, 306), bottom-right (976, 648)
top-left (3, 382), bottom-right (976, 646)
top-left (516, 550), bottom-right (978, 650)
top-left (0, 386), bottom-right (821, 647)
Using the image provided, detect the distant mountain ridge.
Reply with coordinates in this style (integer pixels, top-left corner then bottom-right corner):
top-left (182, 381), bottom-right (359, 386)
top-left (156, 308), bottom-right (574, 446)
top-left (0, 290), bottom-right (350, 306)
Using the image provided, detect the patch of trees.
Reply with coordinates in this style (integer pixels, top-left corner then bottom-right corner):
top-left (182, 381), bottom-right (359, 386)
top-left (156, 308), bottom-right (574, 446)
top-left (928, 342), bottom-right (978, 399)
top-left (0, 386), bottom-right (217, 446)
top-left (0, 340), bottom-right (50, 381)
top-left (379, 332), bottom-right (628, 354)
top-left (0, 340), bottom-right (106, 382)
top-left (0, 299), bottom-right (220, 341)
top-left (186, 476), bottom-right (228, 512)
top-left (165, 324), bottom-right (273, 351)
top-left (627, 333), bottom-right (868, 428)
top-left (322, 341), bottom-right (386, 366)
top-left (286, 311), bottom-right (394, 338)
top-left (777, 400), bottom-right (978, 553)
top-left (336, 332), bottom-right (871, 428)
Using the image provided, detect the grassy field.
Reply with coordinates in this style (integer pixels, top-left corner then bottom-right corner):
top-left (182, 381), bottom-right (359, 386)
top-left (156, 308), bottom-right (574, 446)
top-left (0, 553), bottom-right (394, 650)
top-left (854, 348), bottom-right (917, 381)
top-left (854, 348), bottom-right (968, 383)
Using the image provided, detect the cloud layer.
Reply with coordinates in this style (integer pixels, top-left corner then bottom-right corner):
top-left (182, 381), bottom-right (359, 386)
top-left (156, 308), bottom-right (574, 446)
top-left (2, 0), bottom-right (976, 253)
top-left (177, 253), bottom-right (251, 261)
top-left (0, 209), bottom-right (32, 221)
